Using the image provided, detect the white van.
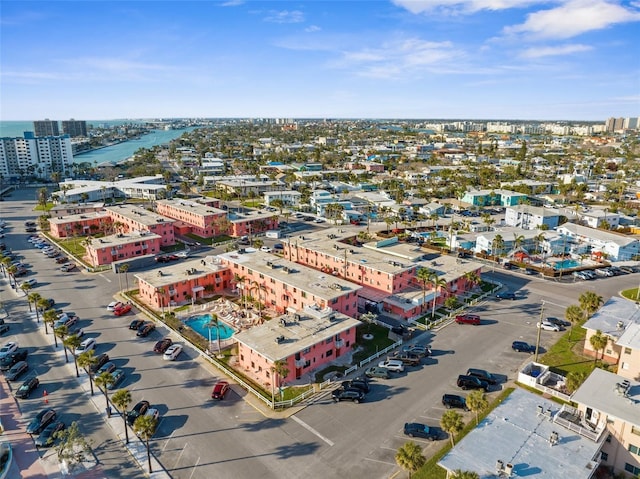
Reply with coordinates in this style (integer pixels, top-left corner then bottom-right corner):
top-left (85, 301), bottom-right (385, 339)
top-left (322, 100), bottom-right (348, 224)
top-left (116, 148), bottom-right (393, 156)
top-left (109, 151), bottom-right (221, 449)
top-left (75, 337), bottom-right (96, 355)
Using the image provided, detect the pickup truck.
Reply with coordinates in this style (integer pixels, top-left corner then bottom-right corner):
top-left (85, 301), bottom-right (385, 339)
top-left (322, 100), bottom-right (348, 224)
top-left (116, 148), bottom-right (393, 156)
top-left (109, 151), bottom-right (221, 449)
top-left (388, 351), bottom-right (421, 366)
top-left (0, 349), bottom-right (28, 371)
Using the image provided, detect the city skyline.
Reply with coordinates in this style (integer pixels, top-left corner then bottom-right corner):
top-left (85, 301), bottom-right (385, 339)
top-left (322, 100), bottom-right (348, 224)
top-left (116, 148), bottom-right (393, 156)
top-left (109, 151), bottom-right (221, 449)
top-left (1, 0), bottom-right (639, 121)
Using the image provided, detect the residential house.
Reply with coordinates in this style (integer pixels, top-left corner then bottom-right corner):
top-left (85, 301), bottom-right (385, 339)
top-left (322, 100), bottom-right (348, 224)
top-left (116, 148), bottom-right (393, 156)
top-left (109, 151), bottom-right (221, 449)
top-left (557, 223), bottom-right (640, 262)
top-left (504, 205), bottom-right (561, 230)
top-left (263, 190), bottom-right (302, 208)
top-left (579, 209), bottom-right (621, 229)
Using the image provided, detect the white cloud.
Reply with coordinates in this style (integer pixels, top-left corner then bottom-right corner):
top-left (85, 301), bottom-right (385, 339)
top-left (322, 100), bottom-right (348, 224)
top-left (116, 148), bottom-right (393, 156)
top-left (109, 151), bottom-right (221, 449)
top-left (504, 0), bottom-right (640, 39)
top-left (391, 0), bottom-right (542, 14)
top-left (219, 0), bottom-right (244, 6)
top-left (264, 10), bottom-right (305, 24)
top-left (520, 43), bottom-right (592, 57)
top-left (305, 25), bottom-right (321, 32)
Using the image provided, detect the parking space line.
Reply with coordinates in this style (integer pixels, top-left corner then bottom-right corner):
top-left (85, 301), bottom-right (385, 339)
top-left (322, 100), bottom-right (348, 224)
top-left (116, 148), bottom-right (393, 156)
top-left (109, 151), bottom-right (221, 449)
top-left (291, 415), bottom-right (334, 446)
top-left (98, 274), bottom-right (112, 283)
top-left (364, 457), bottom-right (396, 465)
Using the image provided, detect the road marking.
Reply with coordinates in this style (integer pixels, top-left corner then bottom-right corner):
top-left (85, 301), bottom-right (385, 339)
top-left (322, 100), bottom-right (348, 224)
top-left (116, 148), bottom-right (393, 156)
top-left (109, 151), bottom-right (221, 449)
top-left (291, 415), bottom-right (334, 446)
top-left (188, 456), bottom-right (200, 479)
top-left (98, 274), bottom-right (112, 283)
top-left (162, 431), bottom-right (175, 452)
top-left (174, 442), bottom-right (188, 469)
top-left (363, 457), bottom-right (396, 465)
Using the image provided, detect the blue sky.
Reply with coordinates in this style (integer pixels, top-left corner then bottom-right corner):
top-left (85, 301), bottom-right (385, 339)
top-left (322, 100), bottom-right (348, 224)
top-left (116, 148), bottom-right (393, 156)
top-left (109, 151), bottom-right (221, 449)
top-left (1, 0), bottom-right (638, 121)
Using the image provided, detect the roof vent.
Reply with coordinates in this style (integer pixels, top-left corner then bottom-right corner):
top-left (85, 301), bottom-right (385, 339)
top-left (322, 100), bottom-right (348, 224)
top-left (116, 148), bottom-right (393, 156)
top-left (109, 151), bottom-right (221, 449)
top-left (617, 321), bottom-right (625, 330)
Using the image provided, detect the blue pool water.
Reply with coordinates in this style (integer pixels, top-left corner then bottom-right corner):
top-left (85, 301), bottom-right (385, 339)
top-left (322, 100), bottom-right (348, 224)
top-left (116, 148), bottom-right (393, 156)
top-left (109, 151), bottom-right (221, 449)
top-left (553, 259), bottom-right (580, 270)
top-left (184, 314), bottom-right (234, 340)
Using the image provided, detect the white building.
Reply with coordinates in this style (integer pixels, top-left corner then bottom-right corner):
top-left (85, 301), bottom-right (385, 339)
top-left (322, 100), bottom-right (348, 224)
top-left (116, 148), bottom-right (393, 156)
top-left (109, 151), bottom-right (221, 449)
top-left (557, 223), bottom-right (640, 262)
top-left (263, 190), bottom-right (302, 208)
top-left (0, 133), bottom-right (73, 180)
top-left (578, 209), bottom-right (621, 229)
top-left (54, 175), bottom-right (169, 203)
top-left (504, 205), bottom-right (561, 230)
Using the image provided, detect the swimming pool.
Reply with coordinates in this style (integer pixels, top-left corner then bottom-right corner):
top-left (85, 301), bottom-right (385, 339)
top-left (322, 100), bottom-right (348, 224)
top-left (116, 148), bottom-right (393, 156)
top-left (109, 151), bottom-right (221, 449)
top-left (553, 259), bottom-right (580, 270)
top-left (184, 314), bottom-right (235, 340)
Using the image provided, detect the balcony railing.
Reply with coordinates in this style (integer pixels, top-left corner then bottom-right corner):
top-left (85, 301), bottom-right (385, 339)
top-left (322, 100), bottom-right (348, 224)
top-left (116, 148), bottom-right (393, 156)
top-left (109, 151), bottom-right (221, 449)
top-left (553, 405), bottom-right (606, 442)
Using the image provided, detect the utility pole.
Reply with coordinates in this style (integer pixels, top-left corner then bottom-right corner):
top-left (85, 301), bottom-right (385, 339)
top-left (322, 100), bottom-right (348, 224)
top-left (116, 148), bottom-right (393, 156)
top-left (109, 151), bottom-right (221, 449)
top-left (535, 301), bottom-right (545, 362)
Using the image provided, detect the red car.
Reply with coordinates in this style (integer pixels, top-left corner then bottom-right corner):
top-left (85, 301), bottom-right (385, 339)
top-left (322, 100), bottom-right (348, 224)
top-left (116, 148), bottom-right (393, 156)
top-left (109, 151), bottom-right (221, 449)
top-left (211, 381), bottom-right (230, 400)
top-left (114, 303), bottom-right (132, 316)
top-left (455, 314), bottom-right (481, 325)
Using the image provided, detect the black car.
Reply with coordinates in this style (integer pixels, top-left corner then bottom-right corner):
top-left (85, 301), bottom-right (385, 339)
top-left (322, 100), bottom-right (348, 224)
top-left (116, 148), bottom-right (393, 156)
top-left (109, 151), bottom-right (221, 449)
top-left (137, 323), bottom-right (156, 337)
top-left (331, 388), bottom-right (365, 403)
top-left (546, 317), bottom-right (569, 329)
top-left (495, 291), bottom-right (516, 300)
top-left (512, 341), bottom-right (536, 353)
top-left (442, 394), bottom-right (468, 411)
top-left (466, 368), bottom-right (497, 385)
top-left (26, 408), bottom-right (57, 434)
top-left (457, 374), bottom-right (489, 392)
top-left (403, 422), bottom-right (441, 441)
top-left (0, 349), bottom-right (28, 371)
top-left (341, 377), bottom-right (370, 394)
top-left (127, 400), bottom-right (151, 425)
top-left (129, 319), bottom-right (145, 330)
top-left (6, 360), bottom-right (29, 381)
top-left (0, 324), bottom-right (9, 336)
top-left (89, 354), bottom-right (110, 374)
top-left (15, 376), bottom-right (40, 399)
top-left (153, 338), bottom-right (172, 353)
top-left (35, 421), bottom-right (65, 447)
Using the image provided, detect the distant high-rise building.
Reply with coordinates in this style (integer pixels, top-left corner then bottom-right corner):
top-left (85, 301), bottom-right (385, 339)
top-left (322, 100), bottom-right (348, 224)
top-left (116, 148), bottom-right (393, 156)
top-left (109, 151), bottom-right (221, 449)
top-left (0, 132), bottom-right (72, 180)
top-left (605, 117), bottom-right (625, 132)
top-left (61, 119), bottom-right (88, 138)
top-left (624, 117), bottom-right (639, 130)
top-left (33, 119), bottom-right (60, 136)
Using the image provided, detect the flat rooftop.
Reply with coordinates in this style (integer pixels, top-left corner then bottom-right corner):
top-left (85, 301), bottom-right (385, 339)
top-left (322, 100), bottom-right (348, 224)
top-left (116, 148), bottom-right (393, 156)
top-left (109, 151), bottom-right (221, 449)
top-left (571, 368), bottom-right (640, 426)
top-left (234, 305), bottom-right (361, 362)
top-left (583, 296), bottom-right (640, 344)
top-left (90, 231), bottom-right (162, 249)
top-left (48, 210), bottom-right (110, 225)
top-left (438, 388), bottom-right (602, 478)
top-left (135, 257), bottom-right (227, 288)
top-left (156, 199), bottom-right (225, 217)
top-left (227, 209), bottom-right (277, 223)
top-left (105, 204), bottom-right (176, 226)
top-left (217, 250), bottom-right (361, 301)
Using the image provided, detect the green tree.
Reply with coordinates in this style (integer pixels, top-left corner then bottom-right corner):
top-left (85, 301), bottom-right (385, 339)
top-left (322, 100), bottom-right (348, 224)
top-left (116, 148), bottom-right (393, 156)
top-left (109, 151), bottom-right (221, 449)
top-left (492, 234), bottom-right (504, 257)
top-left (205, 314), bottom-right (223, 353)
top-left (20, 281), bottom-right (32, 297)
top-left (589, 330), bottom-right (608, 363)
top-left (37, 187), bottom-right (48, 209)
top-left (416, 268), bottom-right (433, 313)
top-left (112, 389), bottom-right (132, 444)
top-left (579, 291), bottom-right (603, 321)
top-left (271, 359), bottom-right (290, 406)
top-left (566, 370), bottom-right (588, 393)
top-left (395, 441), bottom-right (425, 479)
top-left (133, 414), bottom-right (158, 473)
top-left (444, 296), bottom-right (458, 311)
top-left (77, 350), bottom-right (98, 395)
top-left (27, 291), bottom-right (42, 314)
top-left (450, 470), bottom-right (480, 479)
top-left (54, 325), bottom-right (70, 362)
top-left (43, 308), bottom-right (58, 339)
top-left (430, 275), bottom-right (448, 318)
top-left (564, 304), bottom-right (583, 341)
top-left (94, 371), bottom-right (115, 417)
top-left (54, 421), bottom-right (92, 472)
top-left (64, 334), bottom-right (82, 377)
top-left (119, 263), bottom-right (130, 292)
top-left (466, 390), bottom-right (488, 425)
top-left (440, 409), bottom-right (464, 447)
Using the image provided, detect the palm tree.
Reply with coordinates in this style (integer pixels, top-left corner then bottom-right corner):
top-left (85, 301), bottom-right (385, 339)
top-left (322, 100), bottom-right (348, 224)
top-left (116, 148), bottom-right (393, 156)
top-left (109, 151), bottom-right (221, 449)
top-left (43, 308), bottom-right (58, 337)
top-left (133, 414), bottom-right (158, 473)
top-left (119, 263), bottom-right (130, 292)
top-left (466, 390), bottom-right (488, 425)
top-left (492, 234), bottom-right (504, 257)
top-left (64, 334), bottom-right (82, 377)
top-left (579, 291), bottom-right (603, 321)
top-left (77, 350), bottom-right (98, 396)
top-left (395, 441), bottom-right (425, 479)
top-left (55, 325), bottom-right (69, 362)
top-left (205, 314), bottom-right (223, 353)
top-left (589, 330), bottom-right (608, 363)
top-left (27, 292), bottom-right (42, 313)
top-left (450, 470), bottom-right (480, 479)
top-left (564, 304), bottom-right (583, 341)
top-left (7, 265), bottom-right (17, 288)
top-left (20, 281), bottom-right (32, 297)
top-left (565, 371), bottom-right (588, 393)
top-left (416, 268), bottom-right (433, 313)
top-left (430, 275), bottom-right (448, 319)
top-left (112, 389), bottom-right (132, 444)
top-left (462, 271), bottom-right (480, 290)
top-left (270, 359), bottom-right (290, 405)
top-left (513, 233), bottom-right (525, 252)
top-left (440, 410), bottom-right (464, 447)
top-left (36, 297), bottom-right (51, 324)
top-left (533, 232), bottom-right (546, 255)
top-left (94, 372), bottom-right (115, 417)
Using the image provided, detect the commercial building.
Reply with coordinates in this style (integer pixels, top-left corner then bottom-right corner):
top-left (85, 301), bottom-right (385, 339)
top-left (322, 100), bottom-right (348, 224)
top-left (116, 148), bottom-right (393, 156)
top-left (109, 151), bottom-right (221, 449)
top-left (557, 223), bottom-right (640, 262)
top-left (61, 120), bottom-right (88, 138)
top-left (0, 133), bottom-right (73, 181)
top-left (33, 119), bottom-right (59, 137)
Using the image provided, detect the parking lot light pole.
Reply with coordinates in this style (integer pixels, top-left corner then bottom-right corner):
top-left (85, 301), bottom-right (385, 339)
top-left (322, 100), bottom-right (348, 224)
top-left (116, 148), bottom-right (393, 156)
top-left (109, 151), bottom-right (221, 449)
top-left (535, 301), bottom-right (545, 362)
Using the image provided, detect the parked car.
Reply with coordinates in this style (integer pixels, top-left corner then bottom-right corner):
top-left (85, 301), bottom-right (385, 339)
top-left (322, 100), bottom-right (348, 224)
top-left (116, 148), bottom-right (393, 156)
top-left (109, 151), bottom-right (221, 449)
top-left (54, 314), bottom-right (77, 329)
top-left (495, 291), bottom-right (516, 300)
top-left (0, 324), bottom-right (9, 336)
top-left (273, 243), bottom-right (284, 250)
top-left (341, 378), bottom-right (370, 394)
top-left (107, 369), bottom-right (125, 390)
top-left (260, 246), bottom-right (272, 253)
top-left (74, 337), bottom-right (96, 355)
top-left (113, 303), bottom-right (132, 316)
top-left (137, 323), bottom-right (156, 337)
top-left (129, 319), bottom-right (145, 330)
top-left (211, 381), bottom-right (230, 400)
top-left (331, 388), bottom-right (365, 403)
top-left (6, 361), bottom-right (29, 381)
top-left (20, 279), bottom-right (37, 288)
top-left (68, 326), bottom-right (85, 338)
top-left (457, 374), bottom-right (489, 391)
top-left (364, 366), bottom-right (391, 379)
top-left (524, 268), bottom-right (538, 275)
top-left (153, 338), bottom-right (172, 354)
top-left (466, 368), bottom-right (497, 385)
top-left (512, 341), bottom-right (536, 353)
top-left (455, 314), bottom-right (481, 325)
top-left (442, 394), bottom-right (468, 410)
top-left (55, 256), bottom-right (68, 264)
top-left (38, 298), bottom-right (55, 311)
top-left (127, 400), bottom-right (150, 426)
top-left (107, 301), bottom-right (123, 311)
top-left (96, 361), bottom-right (116, 376)
top-left (89, 354), bottom-right (110, 374)
top-left (378, 359), bottom-right (404, 372)
top-left (163, 344), bottom-right (183, 361)
top-left (26, 408), bottom-right (57, 434)
top-left (403, 422), bottom-right (441, 440)
top-left (402, 344), bottom-right (431, 358)
top-left (60, 263), bottom-right (76, 272)
top-left (15, 376), bottom-right (40, 399)
top-left (537, 320), bottom-right (561, 332)
top-left (388, 351), bottom-right (421, 366)
top-left (0, 349), bottom-right (28, 371)
top-left (0, 341), bottom-right (19, 359)
top-left (34, 421), bottom-right (66, 447)
top-left (546, 317), bottom-right (569, 329)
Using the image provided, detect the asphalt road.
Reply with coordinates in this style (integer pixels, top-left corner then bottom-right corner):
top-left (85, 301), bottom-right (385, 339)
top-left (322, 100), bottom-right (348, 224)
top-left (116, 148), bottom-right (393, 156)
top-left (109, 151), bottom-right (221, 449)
top-left (1, 188), bottom-right (635, 479)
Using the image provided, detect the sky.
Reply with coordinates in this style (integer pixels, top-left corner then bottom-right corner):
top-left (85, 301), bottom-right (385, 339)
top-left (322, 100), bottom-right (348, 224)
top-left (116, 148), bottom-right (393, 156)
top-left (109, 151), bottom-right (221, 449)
top-left (1, 0), bottom-right (639, 121)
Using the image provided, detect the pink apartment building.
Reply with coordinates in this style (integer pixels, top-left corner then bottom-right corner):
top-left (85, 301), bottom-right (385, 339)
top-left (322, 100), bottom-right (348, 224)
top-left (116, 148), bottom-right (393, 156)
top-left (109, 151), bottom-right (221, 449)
top-left (218, 250), bottom-right (362, 317)
top-left (48, 210), bottom-right (112, 239)
top-left (85, 231), bottom-right (163, 266)
top-left (155, 199), bottom-right (227, 238)
top-left (228, 210), bottom-right (279, 238)
top-left (105, 204), bottom-right (176, 247)
top-left (135, 257), bottom-right (231, 309)
top-left (234, 305), bottom-right (360, 386)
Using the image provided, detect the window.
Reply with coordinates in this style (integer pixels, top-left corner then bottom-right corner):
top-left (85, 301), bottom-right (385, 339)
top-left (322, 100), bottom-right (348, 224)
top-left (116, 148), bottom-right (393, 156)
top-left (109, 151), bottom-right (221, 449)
top-left (303, 347), bottom-right (311, 354)
top-left (326, 337), bottom-right (333, 344)
top-left (625, 463), bottom-right (640, 475)
top-left (326, 349), bottom-right (333, 357)
top-left (629, 444), bottom-right (639, 456)
top-left (632, 426), bottom-right (640, 436)
top-left (600, 451), bottom-right (608, 462)
top-left (625, 347), bottom-right (632, 355)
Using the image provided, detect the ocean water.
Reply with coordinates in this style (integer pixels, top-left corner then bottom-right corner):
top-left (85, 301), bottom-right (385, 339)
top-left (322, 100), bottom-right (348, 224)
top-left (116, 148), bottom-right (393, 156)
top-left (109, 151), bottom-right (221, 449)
top-left (0, 119), bottom-right (140, 138)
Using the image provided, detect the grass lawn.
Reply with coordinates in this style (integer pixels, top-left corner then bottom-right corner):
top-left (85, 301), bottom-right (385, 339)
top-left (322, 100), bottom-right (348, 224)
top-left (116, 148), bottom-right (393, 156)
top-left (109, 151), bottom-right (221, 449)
top-left (621, 288), bottom-right (640, 301)
top-left (184, 233), bottom-right (233, 246)
top-left (33, 202), bottom-right (55, 211)
top-left (538, 324), bottom-right (595, 377)
top-left (58, 236), bottom-right (87, 258)
top-left (352, 323), bottom-right (396, 364)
